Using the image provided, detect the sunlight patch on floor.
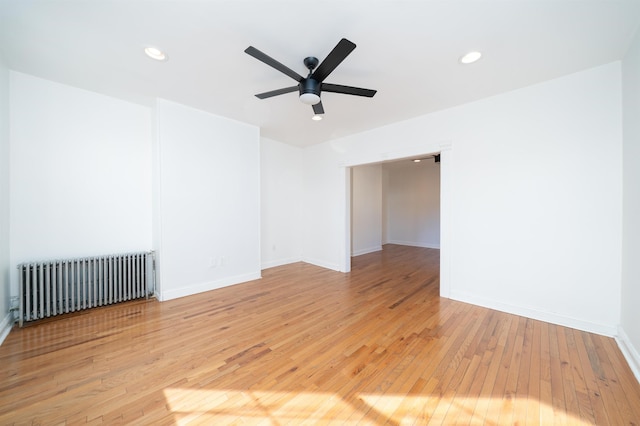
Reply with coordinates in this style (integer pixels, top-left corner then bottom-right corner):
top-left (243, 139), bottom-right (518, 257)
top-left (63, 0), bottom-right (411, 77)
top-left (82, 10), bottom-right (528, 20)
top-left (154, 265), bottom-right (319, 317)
top-left (163, 388), bottom-right (596, 424)
top-left (163, 388), bottom-right (357, 424)
top-left (357, 393), bottom-right (595, 425)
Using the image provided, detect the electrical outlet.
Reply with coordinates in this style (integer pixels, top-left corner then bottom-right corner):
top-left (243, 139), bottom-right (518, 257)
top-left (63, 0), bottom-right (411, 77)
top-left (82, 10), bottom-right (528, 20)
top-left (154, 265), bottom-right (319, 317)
top-left (209, 257), bottom-right (218, 268)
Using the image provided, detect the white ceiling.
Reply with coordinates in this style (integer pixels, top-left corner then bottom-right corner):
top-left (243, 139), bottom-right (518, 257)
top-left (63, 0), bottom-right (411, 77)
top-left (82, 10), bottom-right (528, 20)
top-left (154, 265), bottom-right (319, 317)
top-left (1, 0), bottom-right (639, 147)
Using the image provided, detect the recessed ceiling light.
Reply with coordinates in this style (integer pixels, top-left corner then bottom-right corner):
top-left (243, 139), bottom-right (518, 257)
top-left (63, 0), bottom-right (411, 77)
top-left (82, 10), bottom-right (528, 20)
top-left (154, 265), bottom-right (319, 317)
top-left (460, 51), bottom-right (482, 64)
top-left (311, 114), bottom-right (323, 121)
top-left (144, 47), bottom-right (168, 61)
top-left (413, 159), bottom-right (421, 163)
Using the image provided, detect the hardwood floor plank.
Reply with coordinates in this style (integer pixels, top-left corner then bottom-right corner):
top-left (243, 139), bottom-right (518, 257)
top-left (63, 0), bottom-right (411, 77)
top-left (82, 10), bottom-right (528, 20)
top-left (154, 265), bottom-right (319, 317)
top-left (525, 319), bottom-right (542, 426)
top-left (584, 331), bottom-right (625, 425)
top-left (539, 322), bottom-right (556, 425)
top-left (485, 313), bottom-right (520, 423)
top-left (565, 328), bottom-right (596, 424)
top-left (471, 314), bottom-right (512, 424)
top-left (556, 320), bottom-right (580, 424)
top-left (599, 335), bottom-right (640, 421)
top-left (572, 330), bottom-right (610, 425)
top-left (548, 322), bottom-right (570, 424)
top-left (514, 318), bottom-right (534, 423)
top-left (497, 316), bottom-right (526, 425)
top-left (587, 331), bottom-right (636, 425)
top-left (1, 245), bottom-right (639, 424)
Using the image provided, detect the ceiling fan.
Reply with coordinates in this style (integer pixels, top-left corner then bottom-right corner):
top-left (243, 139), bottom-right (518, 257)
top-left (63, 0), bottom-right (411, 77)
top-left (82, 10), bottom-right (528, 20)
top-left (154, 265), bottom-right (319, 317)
top-left (244, 38), bottom-right (376, 117)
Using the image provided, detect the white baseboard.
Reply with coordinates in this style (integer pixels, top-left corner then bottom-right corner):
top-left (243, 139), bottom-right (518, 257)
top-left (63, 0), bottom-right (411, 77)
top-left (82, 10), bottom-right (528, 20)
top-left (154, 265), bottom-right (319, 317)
top-left (386, 240), bottom-right (440, 249)
top-left (160, 271), bottom-right (262, 301)
top-left (450, 290), bottom-right (618, 337)
top-left (261, 256), bottom-right (302, 270)
top-left (0, 312), bottom-right (14, 347)
top-left (351, 245), bottom-right (382, 257)
top-left (616, 326), bottom-right (640, 384)
top-left (301, 257), bottom-right (342, 272)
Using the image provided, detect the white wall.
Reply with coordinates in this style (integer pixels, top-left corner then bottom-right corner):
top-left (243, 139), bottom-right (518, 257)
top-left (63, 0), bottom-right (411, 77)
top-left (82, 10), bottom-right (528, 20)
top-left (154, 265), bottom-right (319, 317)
top-left (382, 168), bottom-right (389, 244)
top-left (260, 137), bottom-right (303, 269)
top-left (351, 164), bottom-right (382, 256)
top-left (9, 72), bottom-right (152, 293)
top-left (302, 62), bottom-right (623, 335)
top-left (384, 160), bottom-right (440, 248)
top-left (620, 28), bottom-right (640, 380)
top-left (301, 142), bottom-right (350, 271)
top-left (154, 99), bottom-right (260, 300)
top-left (0, 54), bottom-right (11, 344)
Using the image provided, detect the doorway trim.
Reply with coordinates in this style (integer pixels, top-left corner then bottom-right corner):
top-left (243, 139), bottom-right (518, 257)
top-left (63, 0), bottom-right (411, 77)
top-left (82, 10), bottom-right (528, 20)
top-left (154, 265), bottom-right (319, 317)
top-left (341, 142), bottom-right (452, 298)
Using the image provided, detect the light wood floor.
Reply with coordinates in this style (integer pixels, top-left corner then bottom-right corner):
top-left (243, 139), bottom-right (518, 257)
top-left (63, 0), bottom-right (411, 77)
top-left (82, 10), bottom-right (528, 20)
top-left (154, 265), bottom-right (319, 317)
top-left (1, 245), bottom-right (640, 425)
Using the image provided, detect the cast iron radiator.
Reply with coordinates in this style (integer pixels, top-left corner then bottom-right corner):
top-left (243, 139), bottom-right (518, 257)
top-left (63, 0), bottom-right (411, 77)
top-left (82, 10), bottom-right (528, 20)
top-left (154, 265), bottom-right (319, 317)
top-left (18, 251), bottom-right (155, 326)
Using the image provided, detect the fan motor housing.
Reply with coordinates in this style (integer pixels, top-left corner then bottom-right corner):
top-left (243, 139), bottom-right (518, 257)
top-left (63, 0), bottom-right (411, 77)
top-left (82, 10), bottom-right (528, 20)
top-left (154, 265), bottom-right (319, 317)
top-left (300, 78), bottom-right (320, 97)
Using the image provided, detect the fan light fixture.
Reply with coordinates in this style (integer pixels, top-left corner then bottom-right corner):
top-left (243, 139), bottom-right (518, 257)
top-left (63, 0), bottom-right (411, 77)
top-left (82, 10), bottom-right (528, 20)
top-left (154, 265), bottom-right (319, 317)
top-left (300, 93), bottom-right (320, 105)
top-left (144, 47), bottom-right (167, 61)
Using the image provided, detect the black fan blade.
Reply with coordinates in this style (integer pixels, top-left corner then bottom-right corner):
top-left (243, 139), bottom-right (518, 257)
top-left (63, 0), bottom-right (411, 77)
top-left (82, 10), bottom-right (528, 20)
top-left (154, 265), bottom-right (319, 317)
top-left (311, 38), bottom-right (356, 82)
top-left (245, 46), bottom-right (304, 82)
top-left (321, 83), bottom-right (377, 98)
top-left (312, 101), bottom-right (324, 115)
top-left (255, 86), bottom-right (299, 99)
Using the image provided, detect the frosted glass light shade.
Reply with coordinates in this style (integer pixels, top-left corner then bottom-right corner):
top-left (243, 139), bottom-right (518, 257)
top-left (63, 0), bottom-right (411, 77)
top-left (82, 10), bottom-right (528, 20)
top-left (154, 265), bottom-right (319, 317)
top-left (299, 93), bottom-right (320, 105)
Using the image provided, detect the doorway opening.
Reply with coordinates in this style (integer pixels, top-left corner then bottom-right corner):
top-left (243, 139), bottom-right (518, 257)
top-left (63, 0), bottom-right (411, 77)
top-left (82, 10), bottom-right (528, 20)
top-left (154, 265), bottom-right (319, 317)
top-left (343, 150), bottom-right (451, 298)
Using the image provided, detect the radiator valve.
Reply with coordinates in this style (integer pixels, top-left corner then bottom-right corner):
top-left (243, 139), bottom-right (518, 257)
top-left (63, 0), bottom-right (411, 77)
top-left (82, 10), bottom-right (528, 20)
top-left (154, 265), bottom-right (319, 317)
top-left (9, 297), bottom-right (19, 322)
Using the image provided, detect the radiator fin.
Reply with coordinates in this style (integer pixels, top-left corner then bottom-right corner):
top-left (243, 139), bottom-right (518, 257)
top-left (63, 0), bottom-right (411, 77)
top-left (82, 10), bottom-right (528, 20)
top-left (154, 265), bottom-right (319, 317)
top-left (18, 251), bottom-right (154, 326)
